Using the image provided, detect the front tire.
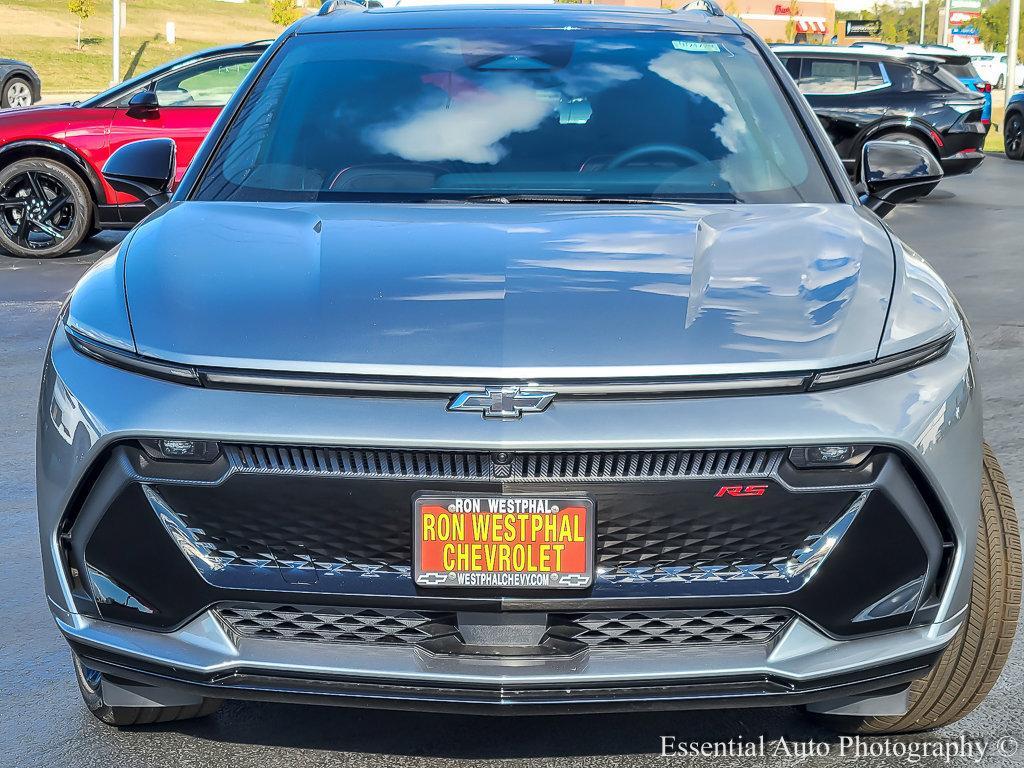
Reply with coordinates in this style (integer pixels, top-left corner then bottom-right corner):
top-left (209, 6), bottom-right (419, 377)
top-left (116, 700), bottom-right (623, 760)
top-left (1004, 111), bottom-right (1024, 160)
top-left (0, 157), bottom-right (92, 258)
top-left (809, 444), bottom-right (1021, 734)
top-left (73, 654), bottom-right (222, 727)
top-left (1, 75), bottom-right (32, 109)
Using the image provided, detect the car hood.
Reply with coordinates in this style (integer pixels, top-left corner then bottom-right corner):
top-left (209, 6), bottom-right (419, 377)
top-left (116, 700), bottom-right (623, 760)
top-left (122, 201), bottom-right (895, 379)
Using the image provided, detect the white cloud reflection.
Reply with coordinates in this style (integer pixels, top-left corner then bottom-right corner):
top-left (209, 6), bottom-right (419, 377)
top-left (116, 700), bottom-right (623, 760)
top-left (648, 50), bottom-right (747, 153)
top-left (368, 83), bottom-right (551, 164)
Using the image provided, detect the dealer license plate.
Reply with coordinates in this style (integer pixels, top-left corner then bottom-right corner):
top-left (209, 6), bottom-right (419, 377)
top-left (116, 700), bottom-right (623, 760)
top-left (413, 495), bottom-right (594, 589)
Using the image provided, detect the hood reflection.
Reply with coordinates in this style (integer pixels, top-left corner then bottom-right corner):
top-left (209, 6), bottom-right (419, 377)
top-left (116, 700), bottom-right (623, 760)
top-left (125, 201), bottom-right (895, 376)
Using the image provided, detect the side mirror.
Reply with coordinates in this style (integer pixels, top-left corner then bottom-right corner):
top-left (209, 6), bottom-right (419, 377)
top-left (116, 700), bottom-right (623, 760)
top-left (127, 89), bottom-right (160, 116)
top-left (102, 138), bottom-right (176, 213)
top-left (860, 140), bottom-right (943, 218)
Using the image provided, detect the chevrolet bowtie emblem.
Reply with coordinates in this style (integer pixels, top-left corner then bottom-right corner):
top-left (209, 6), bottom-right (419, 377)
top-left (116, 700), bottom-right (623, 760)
top-left (448, 387), bottom-right (556, 419)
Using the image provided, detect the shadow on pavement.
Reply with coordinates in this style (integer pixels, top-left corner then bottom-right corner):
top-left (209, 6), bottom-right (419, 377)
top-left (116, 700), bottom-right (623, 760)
top-left (145, 702), bottom-right (841, 758)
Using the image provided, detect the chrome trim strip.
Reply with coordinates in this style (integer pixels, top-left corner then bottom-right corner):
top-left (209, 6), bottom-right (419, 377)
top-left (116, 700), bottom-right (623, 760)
top-left (200, 369), bottom-right (812, 398)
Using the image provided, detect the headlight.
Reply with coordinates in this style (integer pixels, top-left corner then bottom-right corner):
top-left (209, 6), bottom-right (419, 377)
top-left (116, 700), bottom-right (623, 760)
top-left (807, 332), bottom-right (954, 391)
top-left (65, 325), bottom-right (199, 385)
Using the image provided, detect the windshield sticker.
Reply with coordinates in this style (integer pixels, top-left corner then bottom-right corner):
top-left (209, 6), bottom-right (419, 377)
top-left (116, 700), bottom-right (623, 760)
top-left (672, 40), bottom-right (721, 53)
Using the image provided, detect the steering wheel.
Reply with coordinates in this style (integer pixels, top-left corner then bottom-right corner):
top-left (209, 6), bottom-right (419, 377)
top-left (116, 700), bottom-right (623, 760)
top-left (607, 143), bottom-right (709, 170)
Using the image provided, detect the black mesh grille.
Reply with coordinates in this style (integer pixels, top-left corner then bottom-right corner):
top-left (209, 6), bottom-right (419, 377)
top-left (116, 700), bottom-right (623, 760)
top-left (218, 604), bottom-right (459, 644)
top-left (216, 604), bottom-right (789, 649)
top-left (154, 446), bottom-right (848, 585)
top-left (226, 445), bottom-right (784, 482)
top-left (547, 610), bottom-right (791, 646)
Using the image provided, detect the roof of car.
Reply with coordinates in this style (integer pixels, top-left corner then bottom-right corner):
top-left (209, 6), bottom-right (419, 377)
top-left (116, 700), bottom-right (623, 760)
top-left (295, 3), bottom-right (743, 35)
top-left (771, 44), bottom-right (944, 64)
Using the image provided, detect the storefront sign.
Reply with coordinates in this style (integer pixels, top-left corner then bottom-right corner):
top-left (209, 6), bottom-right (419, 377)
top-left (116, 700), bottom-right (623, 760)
top-left (845, 19), bottom-right (883, 37)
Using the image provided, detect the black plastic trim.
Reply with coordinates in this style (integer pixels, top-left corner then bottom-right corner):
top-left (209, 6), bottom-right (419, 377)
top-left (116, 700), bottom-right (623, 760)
top-left (65, 324), bottom-right (955, 400)
top-left (69, 640), bottom-right (942, 715)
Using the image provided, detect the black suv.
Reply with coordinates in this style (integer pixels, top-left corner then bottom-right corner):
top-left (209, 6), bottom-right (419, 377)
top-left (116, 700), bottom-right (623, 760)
top-left (773, 46), bottom-right (986, 179)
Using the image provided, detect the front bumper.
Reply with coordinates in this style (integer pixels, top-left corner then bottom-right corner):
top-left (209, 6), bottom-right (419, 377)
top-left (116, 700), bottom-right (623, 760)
top-left (64, 613), bottom-right (947, 714)
top-left (38, 325), bottom-right (981, 712)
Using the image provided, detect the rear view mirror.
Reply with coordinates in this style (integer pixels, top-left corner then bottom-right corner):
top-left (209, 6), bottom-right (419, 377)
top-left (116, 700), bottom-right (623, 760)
top-left (860, 140), bottom-right (943, 218)
top-left (102, 138), bottom-right (176, 213)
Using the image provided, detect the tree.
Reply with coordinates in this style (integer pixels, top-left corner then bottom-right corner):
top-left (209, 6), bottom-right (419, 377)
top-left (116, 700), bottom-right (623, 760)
top-left (269, 0), bottom-right (300, 26)
top-left (978, 0), bottom-right (1023, 56)
top-left (67, 0), bottom-right (94, 50)
top-left (837, 0), bottom-right (942, 45)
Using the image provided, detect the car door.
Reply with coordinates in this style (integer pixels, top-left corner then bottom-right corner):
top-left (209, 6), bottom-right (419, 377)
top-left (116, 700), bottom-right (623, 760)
top-left (106, 53), bottom-right (258, 207)
top-left (784, 57), bottom-right (891, 167)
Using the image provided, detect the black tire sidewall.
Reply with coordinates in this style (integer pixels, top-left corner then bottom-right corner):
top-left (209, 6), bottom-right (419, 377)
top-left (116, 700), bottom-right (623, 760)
top-left (1005, 114), bottom-right (1024, 160)
top-left (72, 653), bottom-right (109, 717)
top-left (0, 157), bottom-right (92, 258)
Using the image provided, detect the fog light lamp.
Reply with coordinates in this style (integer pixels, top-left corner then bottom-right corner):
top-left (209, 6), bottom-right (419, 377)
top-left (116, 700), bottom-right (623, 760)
top-left (140, 438), bottom-right (220, 462)
top-left (789, 445), bottom-right (873, 469)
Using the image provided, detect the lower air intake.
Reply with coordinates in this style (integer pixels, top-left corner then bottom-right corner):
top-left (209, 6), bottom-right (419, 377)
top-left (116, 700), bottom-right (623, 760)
top-left (547, 609), bottom-right (791, 646)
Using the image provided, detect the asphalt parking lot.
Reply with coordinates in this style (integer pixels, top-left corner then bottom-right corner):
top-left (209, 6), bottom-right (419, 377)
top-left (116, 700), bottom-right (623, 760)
top-left (2, 158), bottom-right (1023, 768)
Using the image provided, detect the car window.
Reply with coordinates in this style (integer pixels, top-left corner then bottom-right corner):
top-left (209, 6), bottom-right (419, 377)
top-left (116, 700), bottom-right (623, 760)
top-left (941, 61), bottom-right (982, 80)
top-left (799, 58), bottom-right (858, 93)
top-left (793, 58), bottom-right (887, 94)
top-left (782, 56), bottom-right (802, 80)
top-left (854, 61), bottom-right (885, 90)
top-left (153, 54), bottom-right (256, 107)
top-left (195, 30), bottom-right (836, 205)
top-left (885, 63), bottom-right (942, 92)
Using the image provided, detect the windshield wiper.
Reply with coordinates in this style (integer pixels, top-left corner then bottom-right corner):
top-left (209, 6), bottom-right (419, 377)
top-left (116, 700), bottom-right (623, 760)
top-left (458, 193), bottom-right (738, 205)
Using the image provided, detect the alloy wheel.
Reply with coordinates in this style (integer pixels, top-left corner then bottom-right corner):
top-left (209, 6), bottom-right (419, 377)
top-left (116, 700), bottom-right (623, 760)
top-left (0, 170), bottom-right (77, 251)
top-left (5, 80), bottom-right (31, 108)
top-left (1006, 116), bottom-right (1024, 156)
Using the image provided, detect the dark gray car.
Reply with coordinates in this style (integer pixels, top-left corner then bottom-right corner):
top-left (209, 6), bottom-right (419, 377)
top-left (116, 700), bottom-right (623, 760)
top-left (36, 1), bottom-right (1020, 736)
top-left (1, 57), bottom-right (41, 108)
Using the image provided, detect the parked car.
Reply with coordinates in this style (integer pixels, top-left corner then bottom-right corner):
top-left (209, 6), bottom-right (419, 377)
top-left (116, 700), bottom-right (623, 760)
top-left (971, 52), bottom-right (1024, 89)
top-left (0, 40), bottom-right (269, 258)
top-left (1003, 90), bottom-right (1024, 159)
top-left (0, 57), bottom-right (41, 109)
top-left (774, 46), bottom-right (987, 182)
top-left (40, 1), bottom-right (1020, 735)
top-left (904, 46), bottom-right (992, 125)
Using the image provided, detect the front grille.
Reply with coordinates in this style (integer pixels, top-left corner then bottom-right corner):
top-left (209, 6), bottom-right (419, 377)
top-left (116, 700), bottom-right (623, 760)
top-left (152, 445), bottom-right (850, 587)
top-left (547, 609), bottom-right (791, 647)
top-left (218, 604), bottom-right (459, 645)
top-left (226, 444), bottom-right (784, 482)
top-left (217, 604), bottom-right (789, 650)
top-left (163, 482), bottom-right (839, 579)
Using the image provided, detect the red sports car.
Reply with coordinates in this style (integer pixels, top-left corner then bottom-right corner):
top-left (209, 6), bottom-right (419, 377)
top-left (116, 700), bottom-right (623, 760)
top-left (0, 40), bottom-right (269, 258)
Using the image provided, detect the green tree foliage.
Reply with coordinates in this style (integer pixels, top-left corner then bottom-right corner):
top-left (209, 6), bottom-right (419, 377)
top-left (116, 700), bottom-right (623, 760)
top-left (269, 0), bottom-right (300, 26)
top-left (978, 0), bottom-right (1022, 55)
top-left (67, 0), bottom-right (94, 49)
top-left (837, 0), bottom-right (942, 45)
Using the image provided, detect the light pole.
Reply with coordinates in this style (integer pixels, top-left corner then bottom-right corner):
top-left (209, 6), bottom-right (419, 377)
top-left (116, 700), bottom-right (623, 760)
top-left (111, 0), bottom-right (121, 86)
top-left (1008, 0), bottom-right (1020, 101)
top-left (919, 0), bottom-right (927, 44)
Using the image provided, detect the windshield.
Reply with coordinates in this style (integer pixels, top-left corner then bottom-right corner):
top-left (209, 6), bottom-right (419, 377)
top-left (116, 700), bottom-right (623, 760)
top-left (943, 61), bottom-right (982, 79)
top-left (194, 29), bottom-right (834, 204)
